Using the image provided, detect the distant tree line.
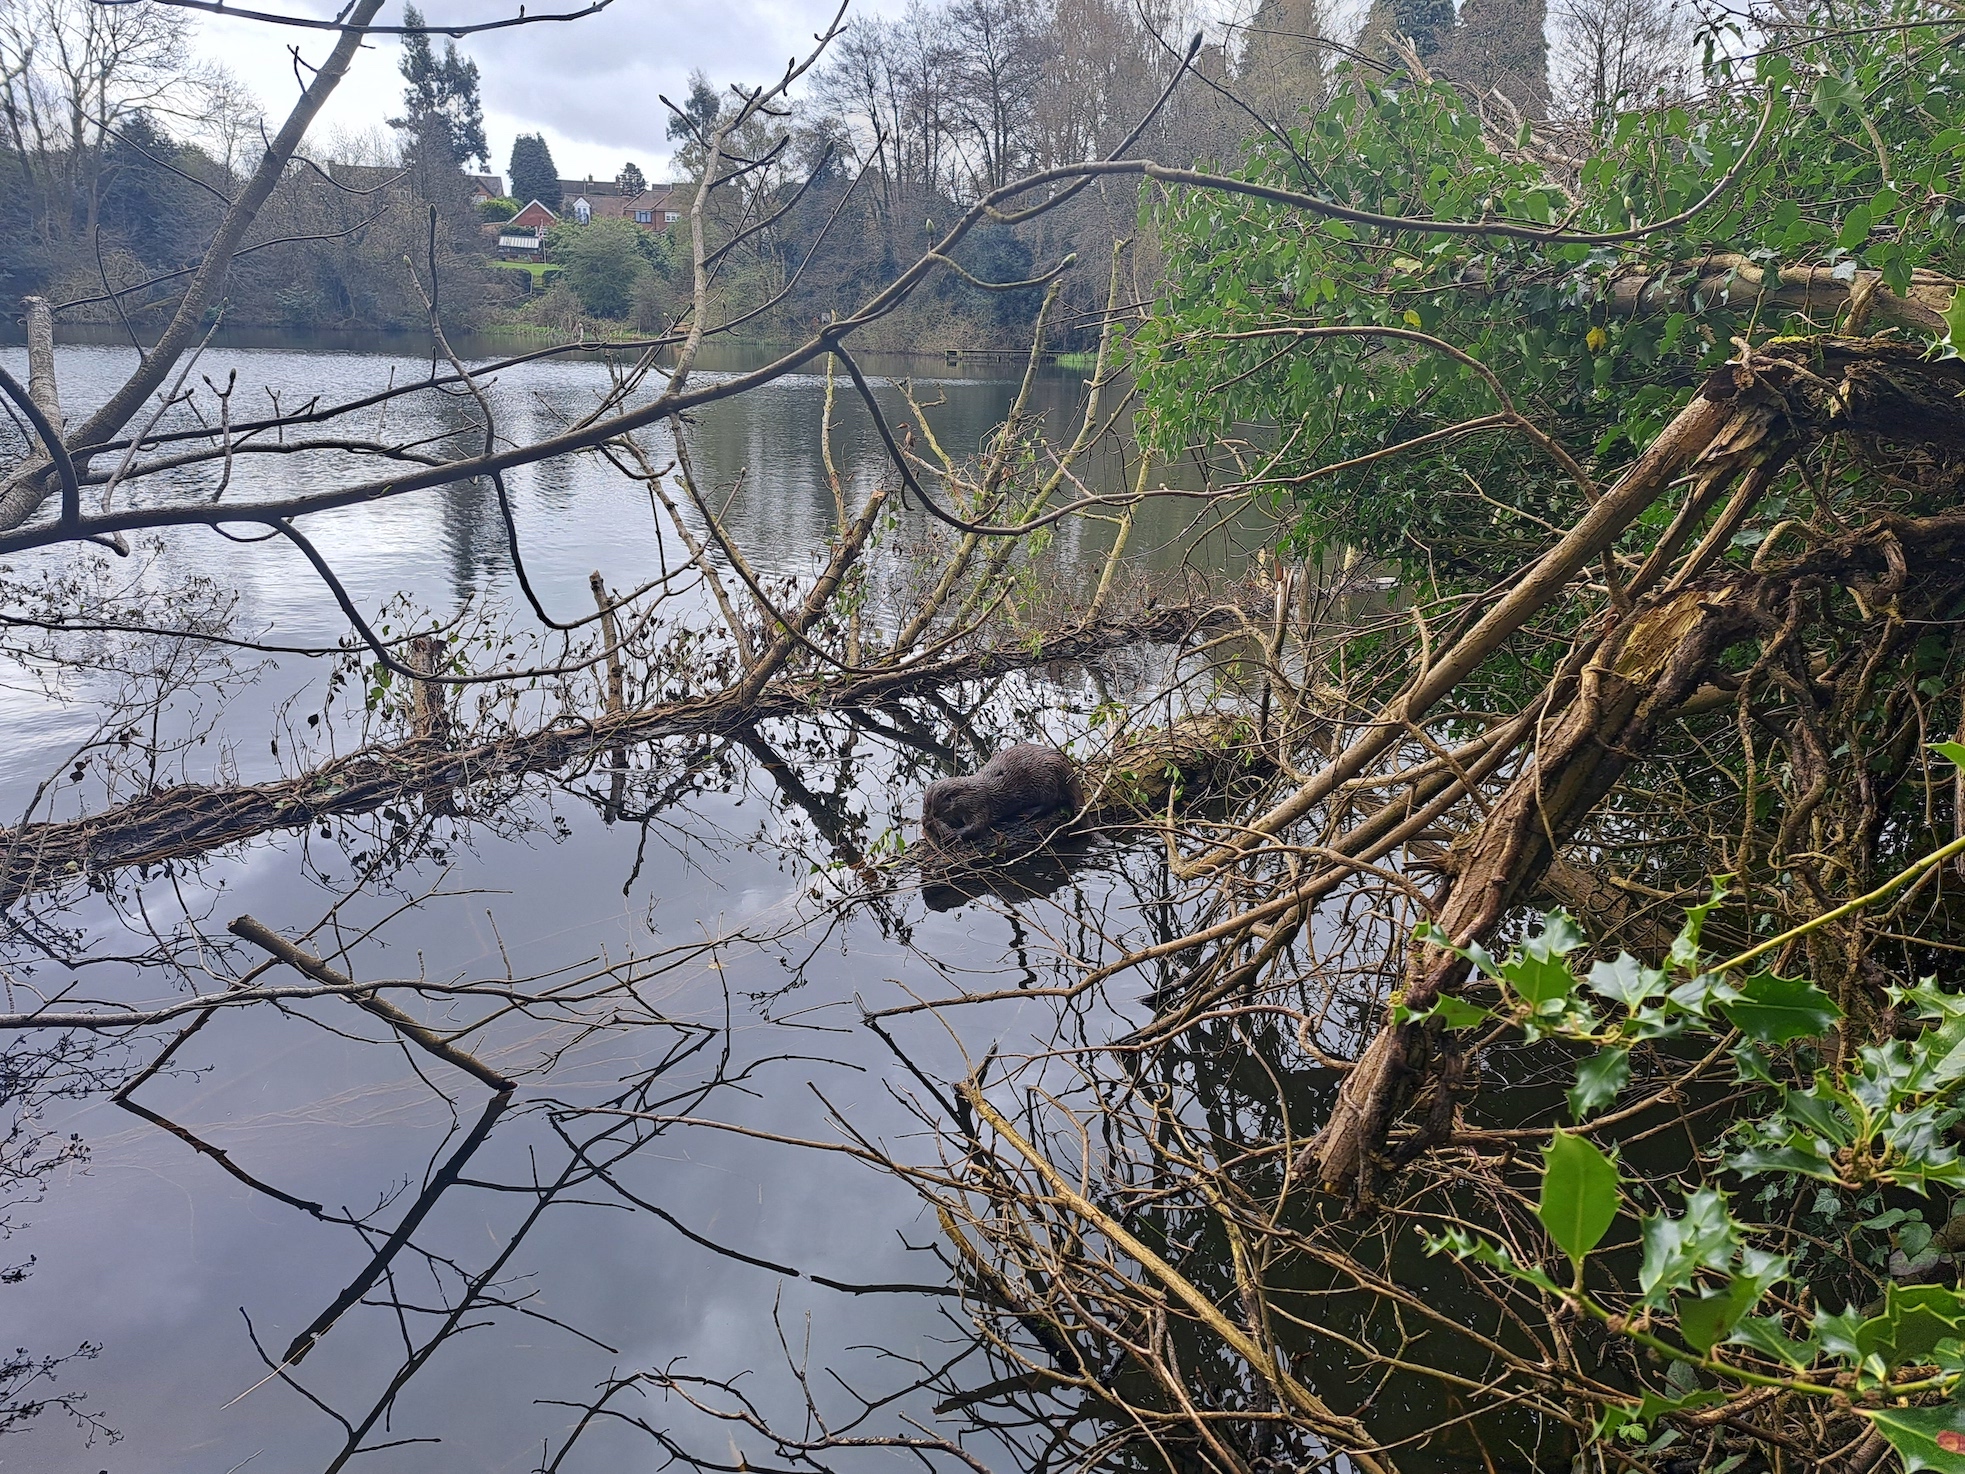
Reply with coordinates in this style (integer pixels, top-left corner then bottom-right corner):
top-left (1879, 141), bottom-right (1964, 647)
top-left (0, 0), bottom-right (502, 334)
top-left (0, 0), bottom-right (1690, 345)
top-left (672, 0), bottom-right (1688, 347)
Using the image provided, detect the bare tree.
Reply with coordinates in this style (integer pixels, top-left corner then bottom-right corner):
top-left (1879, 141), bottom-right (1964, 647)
top-left (0, 0), bottom-right (203, 240)
top-left (1549, 0), bottom-right (1692, 127)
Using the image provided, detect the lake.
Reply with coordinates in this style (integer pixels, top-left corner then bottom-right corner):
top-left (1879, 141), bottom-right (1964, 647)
top-left (0, 333), bottom-right (1354, 1474)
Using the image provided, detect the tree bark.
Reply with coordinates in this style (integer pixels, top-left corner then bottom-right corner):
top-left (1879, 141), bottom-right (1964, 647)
top-left (1307, 579), bottom-right (1763, 1197)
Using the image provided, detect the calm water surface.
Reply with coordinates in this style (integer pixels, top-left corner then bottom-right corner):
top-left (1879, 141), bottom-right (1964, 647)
top-left (0, 337), bottom-right (1299, 1473)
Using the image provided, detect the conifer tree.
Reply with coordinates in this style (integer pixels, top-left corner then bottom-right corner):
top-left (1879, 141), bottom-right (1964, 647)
top-left (391, 4), bottom-right (488, 169)
top-left (509, 133), bottom-right (562, 211)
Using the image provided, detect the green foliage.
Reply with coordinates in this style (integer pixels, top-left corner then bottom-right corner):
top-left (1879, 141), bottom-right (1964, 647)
top-left (509, 133), bottom-right (561, 212)
top-left (1421, 831), bottom-right (1965, 1464)
top-left (1133, 1), bottom-right (1965, 569)
top-left (392, 4), bottom-right (487, 170)
top-left (1864, 1403), bottom-right (1965, 1471)
top-left (478, 196), bottom-right (519, 222)
top-left (545, 217), bottom-right (669, 320)
top-left (1538, 1131), bottom-right (1620, 1269)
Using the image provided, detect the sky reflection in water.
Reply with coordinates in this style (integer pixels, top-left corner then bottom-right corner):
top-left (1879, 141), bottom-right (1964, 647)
top-left (0, 337), bottom-right (1246, 1473)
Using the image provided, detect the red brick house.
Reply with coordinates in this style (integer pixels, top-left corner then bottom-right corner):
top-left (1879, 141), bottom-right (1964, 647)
top-left (497, 199), bottom-right (557, 259)
top-left (561, 179), bottom-right (681, 231)
top-left (494, 183), bottom-right (683, 262)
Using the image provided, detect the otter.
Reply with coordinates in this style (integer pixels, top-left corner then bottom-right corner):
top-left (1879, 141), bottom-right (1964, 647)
top-left (921, 744), bottom-right (1084, 848)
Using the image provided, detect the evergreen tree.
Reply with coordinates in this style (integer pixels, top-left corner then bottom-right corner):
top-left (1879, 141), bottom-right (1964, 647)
top-left (665, 71), bottom-right (722, 177)
top-left (616, 161), bottom-right (647, 196)
top-left (1360, 0), bottom-right (1456, 60)
top-left (391, 4), bottom-right (488, 169)
top-left (509, 133), bottom-right (561, 211)
top-left (1446, 0), bottom-right (1550, 114)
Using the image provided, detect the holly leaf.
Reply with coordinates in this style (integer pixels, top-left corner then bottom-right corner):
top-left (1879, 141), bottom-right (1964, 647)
top-left (1815, 1304), bottom-right (1869, 1362)
top-left (1569, 1047), bottom-right (1632, 1120)
top-left (1862, 1404), bottom-right (1965, 1472)
top-left (1637, 1385), bottom-right (1728, 1420)
top-left (1946, 293), bottom-right (1965, 356)
top-left (1729, 1314), bottom-right (1820, 1370)
top-left (1399, 993), bottom-right (1491, 1029)
top-left (1859, 1285), bottom-right (1965, 1370)
top-left (1678, 1247), bottom-right (1789, 1354)
top-left (1668, 880), bottom-right (1729, 970)
top-left (1497, 915), bottom-right (1586, 1008)
top-left (1423, 1226), bottom-right (1563, 1293)
top-left (1586, 953), bottom-right (1665, 1009)
top-left (1538, 1131), bottom-right (1621, 1268)
top-left (1640, 1189), bottom-right (1738, 1304)
top-left (1716, 970), bottom-right (1841, 1044)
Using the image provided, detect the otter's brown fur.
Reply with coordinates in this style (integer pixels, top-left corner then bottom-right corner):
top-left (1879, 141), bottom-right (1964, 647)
top-left (921, 744), bottom-right (1083, 848)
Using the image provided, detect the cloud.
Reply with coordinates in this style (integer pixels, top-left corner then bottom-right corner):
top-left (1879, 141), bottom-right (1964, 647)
top-left (191, 0), bottom-right (846, 182)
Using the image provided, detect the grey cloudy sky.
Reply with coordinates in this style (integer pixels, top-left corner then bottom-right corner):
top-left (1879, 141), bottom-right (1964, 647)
top-left (195, 0), bottom-right (850, 187)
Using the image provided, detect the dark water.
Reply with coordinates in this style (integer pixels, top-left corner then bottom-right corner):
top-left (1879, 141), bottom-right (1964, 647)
top-left (0, 336), bottom-right (1302, 1473)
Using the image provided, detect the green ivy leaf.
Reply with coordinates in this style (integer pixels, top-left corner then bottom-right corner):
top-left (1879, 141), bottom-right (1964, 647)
top-left (1813, 73), bottom-right (1863, 120)
top-left (1569, 1047), bottom-right (1632, 1121)
top-left (1935, 740), bottom-right (1965, 769)
top-left (1538, 1130), bottom-right (1622, 1269)
top-left (1862, 1404), bottom-right (1965, 1472)
top-left (1716, 970), bottom-right (1841, 1044)
top-left (1838, 203), bottom-right (1876, 251)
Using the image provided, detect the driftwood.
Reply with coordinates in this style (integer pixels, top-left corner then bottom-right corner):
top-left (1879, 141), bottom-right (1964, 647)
top-left (0, 603), bottom-right (1252, 905)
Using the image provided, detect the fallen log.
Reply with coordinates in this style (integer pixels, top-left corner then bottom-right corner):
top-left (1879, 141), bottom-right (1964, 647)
top-left (0, 602), bottom-right (1251, 906)
top-left (1306, 579), bottom-right (1765, 1199)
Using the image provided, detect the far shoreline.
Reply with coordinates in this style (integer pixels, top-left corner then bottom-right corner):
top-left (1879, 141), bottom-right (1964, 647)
top-left (2, 321), bottom-right (1096, 376)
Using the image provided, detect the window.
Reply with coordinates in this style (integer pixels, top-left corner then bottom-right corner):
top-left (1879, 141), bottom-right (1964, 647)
top-left (572, 198), bottom-right (591, 224)
top-left (635, 210), bottom-right (652, 224)
top-left (663, 211), bottom-right (680, 224)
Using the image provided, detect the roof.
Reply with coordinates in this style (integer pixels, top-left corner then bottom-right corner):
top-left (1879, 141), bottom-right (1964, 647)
top-left (506, 199), bottom-right (558, 229)
top-left (561, 177), bottom-right (674, 200)
top-left (582, 184), bottom-right (678, 221)
top-left (468, 173), bottom-right (507, 196)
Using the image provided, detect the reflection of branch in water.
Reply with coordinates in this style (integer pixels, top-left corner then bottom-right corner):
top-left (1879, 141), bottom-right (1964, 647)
top-left (0, 602), bottom-right (1246, 907)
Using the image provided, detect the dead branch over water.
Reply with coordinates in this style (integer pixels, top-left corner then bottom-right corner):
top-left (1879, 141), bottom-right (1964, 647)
top-left (5, 6), bottom-right (1965, 1472)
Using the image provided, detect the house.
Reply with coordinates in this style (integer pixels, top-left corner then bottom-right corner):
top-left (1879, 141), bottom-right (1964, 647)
top-left (467, 173), bottom-right (507, 205)
top-left (559, 177), bottom-right (622, 226)
top-left (498, 199), bottom-right (557, 259)
top-left (625, 185), bottom-right (683, 230)
top-left (560, 178), bottom-right (682, 232)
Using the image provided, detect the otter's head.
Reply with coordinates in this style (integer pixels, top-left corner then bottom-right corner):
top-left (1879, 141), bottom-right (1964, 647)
top-left (923, 780), bottom-right (989, 846)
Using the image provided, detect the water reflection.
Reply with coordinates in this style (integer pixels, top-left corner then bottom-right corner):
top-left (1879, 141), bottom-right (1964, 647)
top-left (0, 334), bottom-right (1310, 1473)
top-left (1, 332), bottom-right (1543, 1473)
